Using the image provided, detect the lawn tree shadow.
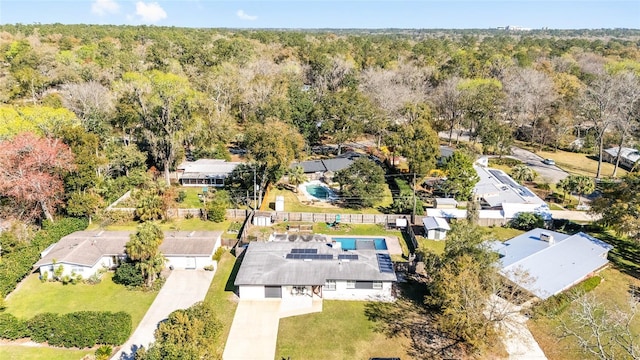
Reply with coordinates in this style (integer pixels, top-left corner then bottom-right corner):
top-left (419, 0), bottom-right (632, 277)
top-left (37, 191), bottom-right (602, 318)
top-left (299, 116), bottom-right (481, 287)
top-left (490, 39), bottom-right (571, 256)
top-left (364, 279), bottom-right (468, 360)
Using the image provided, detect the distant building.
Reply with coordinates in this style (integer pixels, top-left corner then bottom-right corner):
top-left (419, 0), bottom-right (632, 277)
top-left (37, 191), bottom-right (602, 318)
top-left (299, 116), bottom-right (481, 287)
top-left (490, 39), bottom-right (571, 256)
top-left (603, 147), bottom-right (640, 170)
top-left (177, 159), bottom-right (240, 187)
top-left (487, 229), bottom-right (613, 300)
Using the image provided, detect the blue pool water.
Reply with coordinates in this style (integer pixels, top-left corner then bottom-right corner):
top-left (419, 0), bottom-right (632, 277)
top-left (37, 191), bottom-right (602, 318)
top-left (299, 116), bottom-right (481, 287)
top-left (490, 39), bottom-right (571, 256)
top-left (306, 185), bottom-right (331, 200)
top-left (333, 237), bottom-right (388, 250)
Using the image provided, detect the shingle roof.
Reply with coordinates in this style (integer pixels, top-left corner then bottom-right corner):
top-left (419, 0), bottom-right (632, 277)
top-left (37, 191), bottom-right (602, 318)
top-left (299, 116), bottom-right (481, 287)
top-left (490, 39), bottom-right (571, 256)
top-left (234, 241), bottom-right (397, 286)
top-left (178, 159), bottom-right (240, 178)
top-left (35, 230), bottom-right (222, 268)
top-left (493, 228), bottom-right (613, 300)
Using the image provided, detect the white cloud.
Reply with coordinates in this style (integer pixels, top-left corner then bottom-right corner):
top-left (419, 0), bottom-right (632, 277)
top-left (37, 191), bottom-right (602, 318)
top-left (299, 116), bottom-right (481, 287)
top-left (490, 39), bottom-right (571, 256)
top-left (236, 9), bottom-right (257, 21)
top-left (135, 1), bottom-right (167, 23)
top-left (91, 0), bottom-right (120, 16)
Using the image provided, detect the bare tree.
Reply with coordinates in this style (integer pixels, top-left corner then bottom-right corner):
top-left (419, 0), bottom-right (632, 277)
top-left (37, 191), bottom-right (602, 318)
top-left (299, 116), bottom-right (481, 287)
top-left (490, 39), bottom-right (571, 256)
top-left (610, 72), bottom-right (640, 177)
top-left (432, 76), bottom-right (464, 145)
top-left (60, 81), bottom-right (115, 134)
top-left (559, 292), bottom-right (639, 360)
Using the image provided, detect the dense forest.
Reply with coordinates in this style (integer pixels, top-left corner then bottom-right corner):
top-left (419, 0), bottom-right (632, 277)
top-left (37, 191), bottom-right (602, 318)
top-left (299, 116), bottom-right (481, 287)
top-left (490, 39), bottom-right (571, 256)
top-left (0, 25), bottom-right (639, 223)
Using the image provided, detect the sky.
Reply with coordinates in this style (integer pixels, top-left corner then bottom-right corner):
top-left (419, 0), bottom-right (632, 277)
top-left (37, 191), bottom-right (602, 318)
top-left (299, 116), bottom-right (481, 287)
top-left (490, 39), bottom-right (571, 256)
top-left (0, 0), bottom-right (638, 29)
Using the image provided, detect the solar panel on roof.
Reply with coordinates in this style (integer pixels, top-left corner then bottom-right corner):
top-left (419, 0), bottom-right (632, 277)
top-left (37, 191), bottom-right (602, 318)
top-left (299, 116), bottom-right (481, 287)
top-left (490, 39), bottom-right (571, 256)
top-left (338, 254), bottom-right (359, 260)
top-left (376, 253), bottom-right (394, 273)
top-left (291, 248), bottom-right (318, 254)
top-left (286, 253), bottom-right (333, 260)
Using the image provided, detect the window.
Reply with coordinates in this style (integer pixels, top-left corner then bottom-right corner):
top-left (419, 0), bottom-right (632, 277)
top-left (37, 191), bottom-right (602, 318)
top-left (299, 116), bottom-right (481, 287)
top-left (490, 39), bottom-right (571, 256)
top-left (346, 280), bottom-right (356, 289)
top-left (373, 281), bottom-right (383, 289)
top-left (324, 280), bottom-right (336, 291)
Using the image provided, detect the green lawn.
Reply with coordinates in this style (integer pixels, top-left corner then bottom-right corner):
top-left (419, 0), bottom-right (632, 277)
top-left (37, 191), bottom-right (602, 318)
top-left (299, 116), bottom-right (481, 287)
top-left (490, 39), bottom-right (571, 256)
top-left (276, 300), bottom-right (412, 359)
top-left (0, 346), bottom-right (92, 360)
top-left (202, 251), bottom-right (240, 356)
top-left (529, 267), bottom-right (640, 360)
top-left (481, 226), bottom-right (525, 241)
top-left (418, 238), bottom-right (446, 255)
top-left (264, 187), bottom-right (392, 214)
top-left (177, 187), bottom-right (206, 208)
top-left (5, 273), bottom-right (157, 329)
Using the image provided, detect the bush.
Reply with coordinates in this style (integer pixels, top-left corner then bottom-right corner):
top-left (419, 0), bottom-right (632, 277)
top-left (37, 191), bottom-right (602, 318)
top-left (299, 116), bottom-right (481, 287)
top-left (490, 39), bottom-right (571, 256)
top-left (98, 210), bottom-right (134, 226)
top-left (488, 157), bottom-right (522, 167)
top-left (95, 345), bottom-right (113, 360)
top-left (509, 212), bottom-right (545, 231)
top-left (0, 217), bottom-right (87, 297)
top-left (176, 190), bottom-right (187, 203)
top-left (27, 311), bottom-right (131, 348)
top-left (529, 276), bottom-right (602, 318)
top-left (203, 265), bottom-right (215, 271)
top-left (184, 212), bottom-right (194, 219)
top-left (112, 261), bottom-right (144, 287)
top-left (0, 313), bottom-right (29, 340)
top-left (212, 247), bottom-right (225, 262)
top-left (207, 202), bottom-right (227, 223)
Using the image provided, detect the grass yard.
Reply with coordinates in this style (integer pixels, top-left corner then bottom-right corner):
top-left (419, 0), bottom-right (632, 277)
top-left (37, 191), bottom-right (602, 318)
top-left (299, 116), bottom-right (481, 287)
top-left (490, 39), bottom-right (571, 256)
top-left (519, 145), bottom-right (628, 179)
top-left (418, 238), bottom-right (446, 255)
top-left (276, 300), bottom-right (413, 360)
top-left (177, 187), bottom-right (206, 208)
top-left (481, 226), bottom-right (525, 241)
top-left (529, 267), bottom-right (640, 360)
top-left (264, 187), bottom-right (393, 214)
top-left (202, 251), bottom-right (240, 356)
top-left (5, 273), bottom-right (157, 329)
top-left (0, 346), bottom-right (92, 360)
top-left (312, 223), bottom-right (400, 237)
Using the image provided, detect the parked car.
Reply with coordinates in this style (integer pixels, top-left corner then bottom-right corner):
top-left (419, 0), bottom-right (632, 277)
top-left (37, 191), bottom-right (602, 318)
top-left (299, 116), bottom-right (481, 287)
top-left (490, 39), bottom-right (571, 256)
top-left (542, 158), bottom-right (555, 165)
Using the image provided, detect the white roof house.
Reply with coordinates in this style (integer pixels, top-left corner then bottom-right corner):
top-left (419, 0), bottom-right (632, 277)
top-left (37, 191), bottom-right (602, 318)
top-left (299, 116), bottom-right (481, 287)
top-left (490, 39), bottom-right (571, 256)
top-left (177, 159), bottom-right (240, 187)
top-left (35, 230), bottom-right (222, 278)
top-left (603, 147), bottom-right (640, 169)
top-left (422, 216), bottom-right (451, 240)
top-left (234, 241), bottom-right (397, 301)
top-left (489, 228), bottom-right (613, 300)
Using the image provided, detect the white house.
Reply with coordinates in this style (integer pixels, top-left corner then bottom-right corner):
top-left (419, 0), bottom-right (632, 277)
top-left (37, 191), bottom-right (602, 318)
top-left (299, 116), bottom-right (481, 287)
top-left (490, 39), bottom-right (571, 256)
top-left (177, 159), bottom-right (240, 187)
top-left (35, 230), bottom-right (222, 279)
top-left (603, 147), bottom-right (640, 170)
top-left (487, 228), bottom-right (613, 300)
top-left (422, 216), bottom-right (450, 240)
top-left (234, 241), bottom-right (397, 301)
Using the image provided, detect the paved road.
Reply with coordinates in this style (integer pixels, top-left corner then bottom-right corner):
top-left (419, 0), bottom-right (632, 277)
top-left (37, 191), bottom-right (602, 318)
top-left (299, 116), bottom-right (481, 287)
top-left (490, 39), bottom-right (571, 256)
top-left (114, 270), bottom-right (215, 360)
top-left (509, 146), bottom-right (569, 184)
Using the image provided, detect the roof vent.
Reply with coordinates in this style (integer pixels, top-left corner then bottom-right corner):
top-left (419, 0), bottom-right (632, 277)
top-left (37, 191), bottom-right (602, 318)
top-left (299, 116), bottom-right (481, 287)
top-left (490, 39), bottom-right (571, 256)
top-left (540, 232), bottom-right (554, 245)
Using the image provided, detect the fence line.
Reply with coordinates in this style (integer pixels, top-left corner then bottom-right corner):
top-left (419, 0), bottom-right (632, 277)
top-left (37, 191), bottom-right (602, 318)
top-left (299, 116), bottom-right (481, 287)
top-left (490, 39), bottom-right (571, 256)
top-left (253, 211), bottom-right (412, 225)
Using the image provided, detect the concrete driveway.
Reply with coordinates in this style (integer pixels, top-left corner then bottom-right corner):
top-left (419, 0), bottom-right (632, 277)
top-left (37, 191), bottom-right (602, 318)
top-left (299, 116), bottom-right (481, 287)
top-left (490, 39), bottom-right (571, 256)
top-left (114, 270), bottom-right (215, 360)
top-left (223, 300), bottom-right (282, 360)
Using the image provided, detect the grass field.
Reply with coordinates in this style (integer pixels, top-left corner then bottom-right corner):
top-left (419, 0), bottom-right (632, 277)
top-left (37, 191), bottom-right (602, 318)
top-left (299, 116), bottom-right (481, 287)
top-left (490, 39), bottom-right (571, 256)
top-left (276, 300), bottom-right (413, 359)
top-left (264, 186), bottom-right (393, 214)
top-left (0, 346), bottom-right (92, 360)
top-left (177, 187), bottom-right (205, 208)
top-left (528, 267), bottom-right (640, 359)
top-left (202, 251), bottom-right (240, 357)
top-left (5, 273), bottom-right (157, 329)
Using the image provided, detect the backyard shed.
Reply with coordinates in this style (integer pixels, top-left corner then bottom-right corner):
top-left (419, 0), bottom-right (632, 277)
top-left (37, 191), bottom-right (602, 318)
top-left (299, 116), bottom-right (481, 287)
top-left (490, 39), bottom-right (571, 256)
top-left (422, 216), bottom-right (451, 240)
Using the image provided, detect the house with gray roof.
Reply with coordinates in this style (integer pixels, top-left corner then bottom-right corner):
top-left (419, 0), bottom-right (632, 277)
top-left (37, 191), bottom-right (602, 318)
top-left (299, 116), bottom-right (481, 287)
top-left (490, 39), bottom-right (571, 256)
top-left (177, 159), bottom-right (240, 187)
top-left (290, 151), bottom-right (369, 180)
top-left (489, 228), bottom-right (613, 300)
top-left (35, 230), bottom-right (222, 279)
top-left (603, 147), bottom-right (640, 170)
top-left (234, 241), bottom-right (397, 301)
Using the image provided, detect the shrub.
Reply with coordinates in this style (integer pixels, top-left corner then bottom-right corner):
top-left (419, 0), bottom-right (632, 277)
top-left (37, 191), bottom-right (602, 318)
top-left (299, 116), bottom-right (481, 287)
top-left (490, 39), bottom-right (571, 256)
top-left (212, 247), bottom-right (225, 262)
top-left (184, 212), bottom-right (194, 219)
top-left (98, 210), bottom-right (134, 225)
top-left (176, 190), bottom-right (187, 203)
top-left (207, 201), bottom-right (227, 222)
top-left (27, 311), bottom-right (131, 348)
top-left (509, 212), bottom-right (545, 231)
top-left (0, 313), bottom-right (29, 339)
top-left (203, 265), bottom-right (215, 271)
top-left (488, 157), bottom-right (522, 167)
top-left (95, 345), bottom-right (113, 360)
top-left (113, 261), bottom-right (144, 287)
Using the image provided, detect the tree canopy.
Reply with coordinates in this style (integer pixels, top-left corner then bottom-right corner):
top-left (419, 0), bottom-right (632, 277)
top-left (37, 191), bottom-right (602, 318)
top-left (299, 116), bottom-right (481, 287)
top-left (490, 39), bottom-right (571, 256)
top-left (334, 158), bottom-right (386, 208)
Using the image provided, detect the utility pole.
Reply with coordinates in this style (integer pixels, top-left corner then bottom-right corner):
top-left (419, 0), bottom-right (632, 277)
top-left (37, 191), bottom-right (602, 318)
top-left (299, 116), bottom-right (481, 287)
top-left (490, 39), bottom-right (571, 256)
top-left (253, 166), bottom-right (257, 210)
top-left (412, 172), bottom-right (417, 225)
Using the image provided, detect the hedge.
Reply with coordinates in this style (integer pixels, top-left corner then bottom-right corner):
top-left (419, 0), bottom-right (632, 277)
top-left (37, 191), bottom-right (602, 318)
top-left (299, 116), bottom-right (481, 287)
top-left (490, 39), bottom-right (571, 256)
top-left (0, 313), bottom-right (29, 340)
top-left (0, 217), bottom-right (88, 297)
top-left (26, 311), bottom-right (131, 348)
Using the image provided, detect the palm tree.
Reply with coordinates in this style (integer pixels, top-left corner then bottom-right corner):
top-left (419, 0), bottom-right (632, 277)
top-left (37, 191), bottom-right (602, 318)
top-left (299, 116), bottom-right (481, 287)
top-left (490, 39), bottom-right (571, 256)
top-left (556, 177), bottom-right (572, 204)
top-left (570, 175), bottom-right (596, 207)
top-left (287, 165), bottom-right (308, 192)
top-left (511, 165), bottom-right (535, 184)
top-left (126, 222), bottom-right (165, 287)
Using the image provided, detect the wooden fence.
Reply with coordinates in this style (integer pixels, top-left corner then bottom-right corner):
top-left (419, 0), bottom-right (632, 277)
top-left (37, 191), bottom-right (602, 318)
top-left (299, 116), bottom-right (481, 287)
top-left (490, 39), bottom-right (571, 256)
top-left (253, 211), bottom-right (412, 225)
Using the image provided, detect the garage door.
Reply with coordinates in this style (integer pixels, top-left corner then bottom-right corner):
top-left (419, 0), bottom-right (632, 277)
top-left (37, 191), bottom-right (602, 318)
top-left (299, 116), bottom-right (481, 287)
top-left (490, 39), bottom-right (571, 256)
top-left (264, 286), bottom-right (282, 298)
top-left (186, 257), bottom-right (196, 269)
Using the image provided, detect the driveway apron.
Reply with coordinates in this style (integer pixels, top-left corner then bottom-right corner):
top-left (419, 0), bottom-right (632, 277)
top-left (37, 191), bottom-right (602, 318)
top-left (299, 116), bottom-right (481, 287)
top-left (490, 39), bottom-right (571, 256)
top-left (223, 300), bottom-right (282, 360)
top-left (113, 270), bottom-right (215, 359)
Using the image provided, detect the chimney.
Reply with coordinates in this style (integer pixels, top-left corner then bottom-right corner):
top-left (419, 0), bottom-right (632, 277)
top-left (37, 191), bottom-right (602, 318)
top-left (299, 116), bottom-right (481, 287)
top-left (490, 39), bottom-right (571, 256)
top-left (540, 232), bottom-right (554, 245)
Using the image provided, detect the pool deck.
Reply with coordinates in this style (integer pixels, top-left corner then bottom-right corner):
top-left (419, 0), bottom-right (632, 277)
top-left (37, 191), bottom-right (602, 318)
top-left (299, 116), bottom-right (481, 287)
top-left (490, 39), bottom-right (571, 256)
top-left (330, 235), bottom-right (403, 256)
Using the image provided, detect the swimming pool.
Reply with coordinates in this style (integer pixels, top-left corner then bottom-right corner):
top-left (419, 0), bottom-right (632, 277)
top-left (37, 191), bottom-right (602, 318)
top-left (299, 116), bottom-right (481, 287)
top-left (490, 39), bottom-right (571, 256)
top-left (333, 237), bottom-right (388, 250)
top-left (306, 184), bottom-right (331, 200)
